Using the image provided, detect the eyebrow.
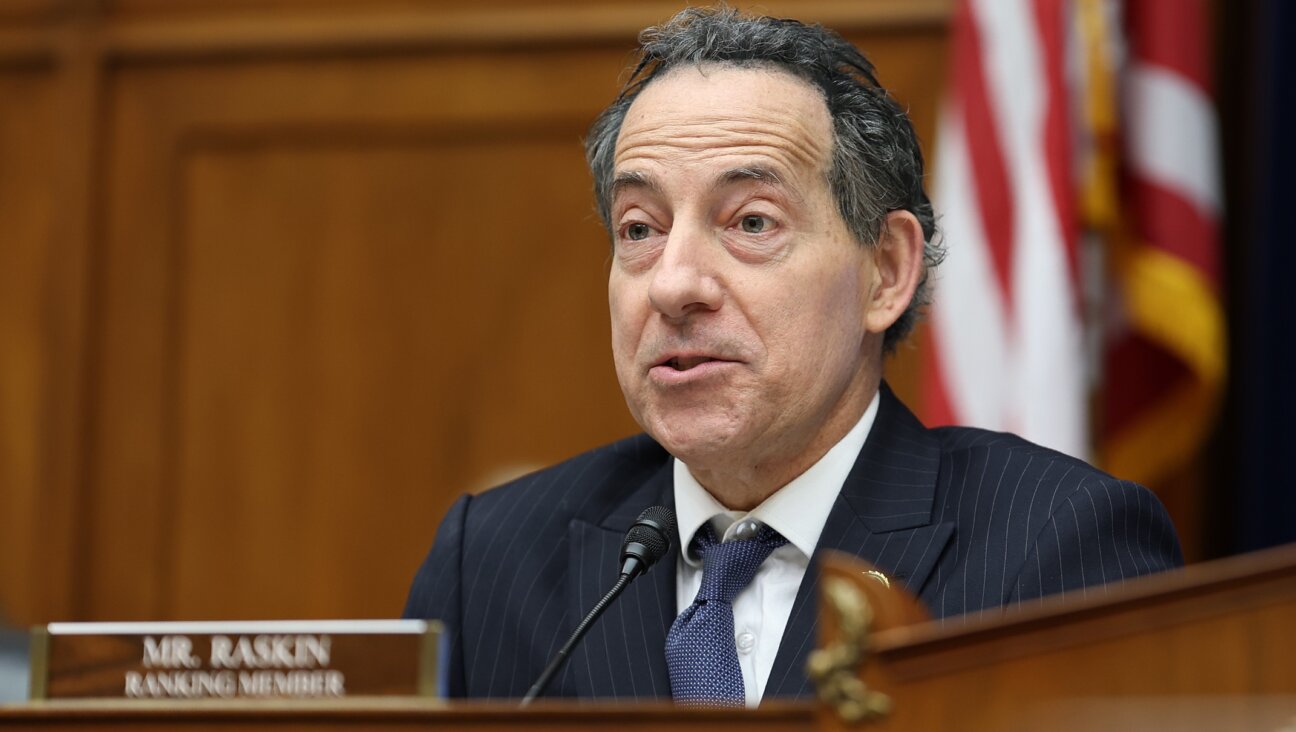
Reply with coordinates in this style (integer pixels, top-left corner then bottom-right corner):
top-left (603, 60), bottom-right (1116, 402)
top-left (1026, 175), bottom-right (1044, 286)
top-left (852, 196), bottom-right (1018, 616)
top-left (610, 170), bottom-right (661, 201)
top-left (718, 165), bottom-right (787, 188)
top-left (719, 165), bottom-right (805, 206)
top-left (611, 165), bottom-right (788, 201)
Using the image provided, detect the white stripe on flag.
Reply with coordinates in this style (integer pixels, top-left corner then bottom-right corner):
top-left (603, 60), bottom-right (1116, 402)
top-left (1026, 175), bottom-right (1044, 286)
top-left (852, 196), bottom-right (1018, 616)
top-left (931, 106), bottom-right (1014, 431)
top-left (1125, 63), bottom-right (1222, 216)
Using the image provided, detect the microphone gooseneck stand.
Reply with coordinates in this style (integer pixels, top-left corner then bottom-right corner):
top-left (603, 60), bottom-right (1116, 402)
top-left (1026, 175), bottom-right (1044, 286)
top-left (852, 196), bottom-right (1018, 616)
top-left (520, 505), bottom-right (676, 706)
top-left (519, 572), bottom-right (633, 705)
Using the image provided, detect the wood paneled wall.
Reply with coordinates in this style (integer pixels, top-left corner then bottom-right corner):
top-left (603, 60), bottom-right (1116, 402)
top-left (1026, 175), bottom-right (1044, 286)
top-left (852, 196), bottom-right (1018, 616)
top-left (0, 0), bottom-right (951, 625)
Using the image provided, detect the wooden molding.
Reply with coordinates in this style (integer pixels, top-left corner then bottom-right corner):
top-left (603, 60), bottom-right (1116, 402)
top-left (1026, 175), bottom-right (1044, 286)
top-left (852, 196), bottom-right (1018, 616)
top-left (0, 699), bottom-right (815, 729)
top-left (0, 28), bottom-right (56, 65)
top-left (98, 1), bottom-right (951, 62)
top-left (871, 542), bottom-right (1296, 678)
top-left (4, 1), bottom-right (953, 67)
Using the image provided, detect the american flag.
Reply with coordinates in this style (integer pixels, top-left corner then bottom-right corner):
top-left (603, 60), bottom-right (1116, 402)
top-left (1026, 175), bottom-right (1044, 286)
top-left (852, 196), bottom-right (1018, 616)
top-left (922, 0), bottom-right (1224, 485)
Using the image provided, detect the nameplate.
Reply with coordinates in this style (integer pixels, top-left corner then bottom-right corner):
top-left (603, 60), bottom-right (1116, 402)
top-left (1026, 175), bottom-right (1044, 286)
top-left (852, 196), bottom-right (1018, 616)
top-left (30, 619), bottom-right (441, 701)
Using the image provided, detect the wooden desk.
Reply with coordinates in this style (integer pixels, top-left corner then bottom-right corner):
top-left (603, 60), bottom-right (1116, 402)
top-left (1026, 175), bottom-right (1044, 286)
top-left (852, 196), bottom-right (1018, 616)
top-left (0, 699), bottom-right (814, 731)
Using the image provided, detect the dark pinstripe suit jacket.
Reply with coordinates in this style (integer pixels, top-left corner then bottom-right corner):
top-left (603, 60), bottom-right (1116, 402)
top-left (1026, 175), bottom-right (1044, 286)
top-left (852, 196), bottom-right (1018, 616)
top-left (403, 384), bottom-right (1182, 701)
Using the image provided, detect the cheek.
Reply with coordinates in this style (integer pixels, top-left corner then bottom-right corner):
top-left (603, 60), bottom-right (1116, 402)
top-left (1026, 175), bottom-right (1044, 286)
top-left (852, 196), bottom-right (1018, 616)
top-left (608, 277), bottom-right (643, 362)
top-left (764, 267), bottom-right (865, 362)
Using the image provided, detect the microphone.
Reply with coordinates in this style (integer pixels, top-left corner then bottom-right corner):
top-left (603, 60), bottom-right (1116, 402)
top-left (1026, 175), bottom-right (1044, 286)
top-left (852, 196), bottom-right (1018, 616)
top-left (619, 505), bottom-right (675, 579)
top-left (520, 505), bottom-right (677, 706)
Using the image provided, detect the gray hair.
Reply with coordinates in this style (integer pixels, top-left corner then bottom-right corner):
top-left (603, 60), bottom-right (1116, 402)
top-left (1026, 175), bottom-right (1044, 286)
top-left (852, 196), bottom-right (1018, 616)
top-left (585, 6), bottom-right (943, 351)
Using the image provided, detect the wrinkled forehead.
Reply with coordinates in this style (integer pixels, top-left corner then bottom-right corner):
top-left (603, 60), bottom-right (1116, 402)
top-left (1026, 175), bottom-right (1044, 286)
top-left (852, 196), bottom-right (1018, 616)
top-left (612, 63), bottom-right (836, 179)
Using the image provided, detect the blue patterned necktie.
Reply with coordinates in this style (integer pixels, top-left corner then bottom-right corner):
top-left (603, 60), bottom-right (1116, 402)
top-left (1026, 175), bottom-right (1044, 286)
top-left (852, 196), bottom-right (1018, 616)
top-left (665, 522), bottom-right (788, 707)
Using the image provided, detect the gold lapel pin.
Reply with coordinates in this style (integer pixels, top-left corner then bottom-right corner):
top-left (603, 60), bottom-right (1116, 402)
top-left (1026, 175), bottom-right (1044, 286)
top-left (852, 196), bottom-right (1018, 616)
top-left (862, 569), bottom-right (891, 588)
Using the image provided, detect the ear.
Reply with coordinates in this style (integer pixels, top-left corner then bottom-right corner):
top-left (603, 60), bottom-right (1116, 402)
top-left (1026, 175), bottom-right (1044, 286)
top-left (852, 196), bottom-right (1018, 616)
top-left (864, 210), bottom-right (926, 335)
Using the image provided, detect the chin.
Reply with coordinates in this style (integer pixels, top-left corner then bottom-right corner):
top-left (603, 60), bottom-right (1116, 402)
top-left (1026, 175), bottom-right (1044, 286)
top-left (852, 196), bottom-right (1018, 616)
top-left (645, 415), bottom-right (747, 465)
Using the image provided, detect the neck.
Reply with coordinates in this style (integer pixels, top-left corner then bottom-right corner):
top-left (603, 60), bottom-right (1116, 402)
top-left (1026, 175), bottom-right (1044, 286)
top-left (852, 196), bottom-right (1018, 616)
top-left (686, 466), bottom-right (793, 512)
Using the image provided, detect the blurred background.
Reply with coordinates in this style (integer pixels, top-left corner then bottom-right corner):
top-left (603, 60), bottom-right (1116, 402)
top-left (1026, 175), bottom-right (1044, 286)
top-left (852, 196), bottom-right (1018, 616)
top-left (0, 0), bottom-right (1291, 634)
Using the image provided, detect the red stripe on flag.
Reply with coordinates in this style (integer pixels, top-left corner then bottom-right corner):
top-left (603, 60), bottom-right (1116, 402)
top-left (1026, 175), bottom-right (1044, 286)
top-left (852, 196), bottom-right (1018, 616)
top-left (1033, 0), bottom-right (1079, 288)
top-left (1103, 333), bottom-right (1190, 434)
top-left (920, 326), bottom-right (958, 427)
top-left (952, 0), bottom-right (1017, 313)
top-left (1125, 176), bottom-right (1221, 285)
top-left (1126, 0), bottom-right (1210, 90)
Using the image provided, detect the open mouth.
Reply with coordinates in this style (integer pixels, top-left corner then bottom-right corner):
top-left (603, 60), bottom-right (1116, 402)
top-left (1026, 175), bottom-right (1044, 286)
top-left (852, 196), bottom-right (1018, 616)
top-left (663, 356), bottom-right (719, 371)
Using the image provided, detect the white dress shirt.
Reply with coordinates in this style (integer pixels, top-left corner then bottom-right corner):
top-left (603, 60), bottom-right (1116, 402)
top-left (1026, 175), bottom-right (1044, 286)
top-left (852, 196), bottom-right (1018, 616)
top-left (672, 391), bottom-right (879, 706)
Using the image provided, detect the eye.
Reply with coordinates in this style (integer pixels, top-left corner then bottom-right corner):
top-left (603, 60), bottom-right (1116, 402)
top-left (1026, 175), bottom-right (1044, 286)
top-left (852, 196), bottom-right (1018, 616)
top-left (739, 214), bottom-right (772, 234)
top-left (624, 222), bottom-right (653, 241)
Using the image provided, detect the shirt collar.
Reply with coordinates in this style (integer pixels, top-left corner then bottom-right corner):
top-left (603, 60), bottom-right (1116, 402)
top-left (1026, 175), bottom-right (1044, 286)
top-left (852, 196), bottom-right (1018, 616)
top-left (672, 390), bottom-right (880, 565)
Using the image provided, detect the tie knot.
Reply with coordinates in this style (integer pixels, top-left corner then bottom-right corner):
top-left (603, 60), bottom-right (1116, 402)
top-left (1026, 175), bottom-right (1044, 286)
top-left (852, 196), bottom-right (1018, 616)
top-left (690, 522), bottom-right (787, 604)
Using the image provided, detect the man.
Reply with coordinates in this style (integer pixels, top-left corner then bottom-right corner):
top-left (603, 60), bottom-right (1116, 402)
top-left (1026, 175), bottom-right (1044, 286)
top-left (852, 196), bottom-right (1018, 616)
top-left (404, 6), bottom-right (1182, 706)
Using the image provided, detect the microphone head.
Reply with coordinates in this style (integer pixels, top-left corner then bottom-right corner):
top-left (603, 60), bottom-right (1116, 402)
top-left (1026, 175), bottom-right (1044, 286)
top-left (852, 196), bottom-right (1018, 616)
top-left (620, 506), bottom-right (676, 576)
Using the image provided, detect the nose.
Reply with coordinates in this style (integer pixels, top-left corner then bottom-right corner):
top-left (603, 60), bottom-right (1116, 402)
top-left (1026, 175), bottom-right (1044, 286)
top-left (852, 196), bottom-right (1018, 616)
top-left (647, 222), bottom-right (723, 319)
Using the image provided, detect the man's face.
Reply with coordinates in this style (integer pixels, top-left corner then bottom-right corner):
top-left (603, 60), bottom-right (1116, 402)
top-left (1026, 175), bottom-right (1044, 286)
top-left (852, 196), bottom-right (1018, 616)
top-left (608, 65), bottom-right (885, 485)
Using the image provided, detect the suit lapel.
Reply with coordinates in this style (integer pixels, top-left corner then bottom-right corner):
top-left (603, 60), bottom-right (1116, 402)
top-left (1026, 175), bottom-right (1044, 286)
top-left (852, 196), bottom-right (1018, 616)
top-left (566, 461), bottom-right (677, 699)
top-left (765, 384), bottom-right (954, 699)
